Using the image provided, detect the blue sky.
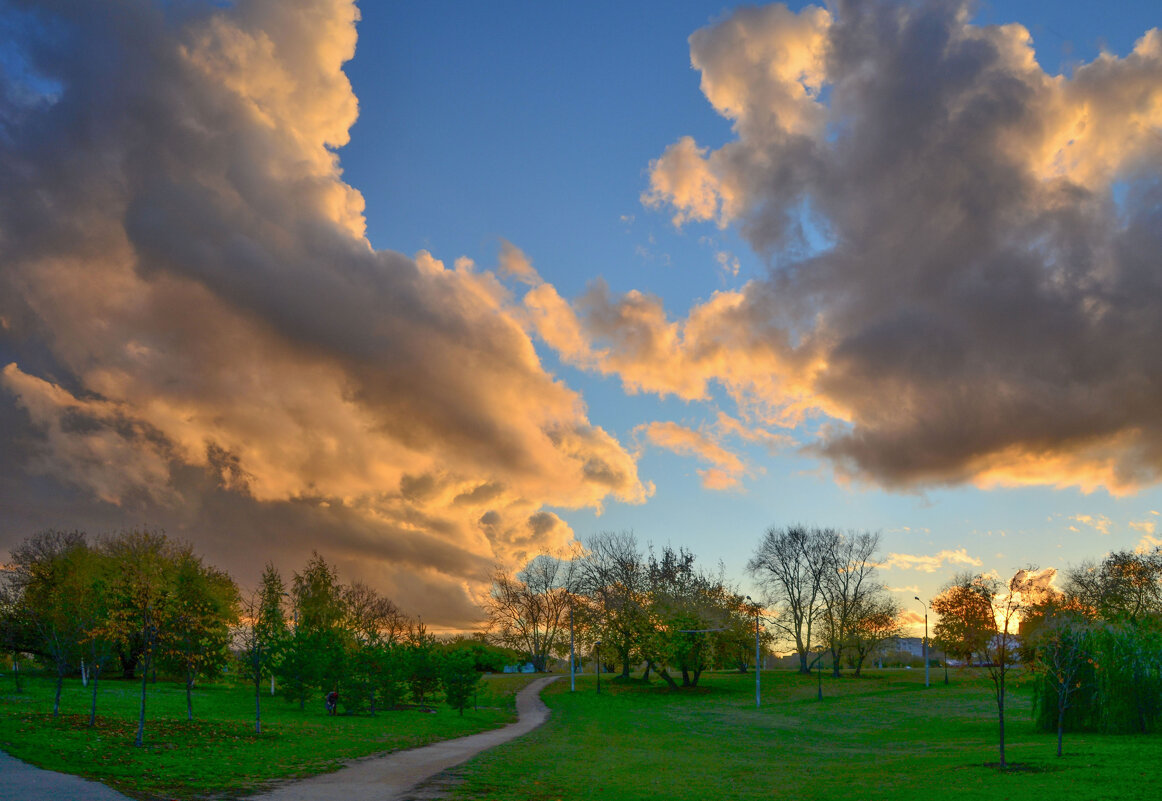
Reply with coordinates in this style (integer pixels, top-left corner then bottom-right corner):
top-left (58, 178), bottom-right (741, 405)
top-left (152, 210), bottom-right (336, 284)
top-left (339, 1), bottom-right (1162, 616)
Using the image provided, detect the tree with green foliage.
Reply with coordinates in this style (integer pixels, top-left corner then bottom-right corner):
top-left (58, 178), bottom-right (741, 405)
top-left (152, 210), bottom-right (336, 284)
top-left (157, 550), bottom-right (240, 721)
top-left (441, 649), bottom-right (481, 715)
top-left (580, 532), bottom-right (649, 679)
top-left (238, 564), bottom-right (289, 734)
top-left (290, 553), bottom-right (348, 708)
top-left (343, 581), bottom-right (408, 714)
top-left (97, 530), bottom-right (177, 747)
top-left (6, 531), bottom-right (93, 717)
top-left (406, 621), bottom-right (441, 706)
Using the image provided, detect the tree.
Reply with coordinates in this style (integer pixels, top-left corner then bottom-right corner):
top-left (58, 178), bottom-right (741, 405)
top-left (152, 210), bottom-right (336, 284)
top-left (156, 550), bottom-right (240, 721)
top-left (747, 525), bottom-right (835, 673)
top-left (290, 553), bottom-right (348, 707)
top-left (818, 531), bottom-right (880, 677)
top-left (847, 592), bottom-right (902, 676)
top-left (1066, 548), bottom-right (1162, 622)
top-left (6, 531), bottom-right (92, 717)
top-left (440, 649), bottom-right (481, 715)
top-left (343, 581), bottom-right (408, 714)
top-left (932, 570), bottom-right (1035, 769)
top-left (238, 564), bottom-right (288, 734)
top-left (580, 532), bottom-right (648, 679)
top-left (1028, 600), bottom-right (1092, 756)
top-left (484, 552), bottom-right (577, 672)
top-left (638, 545), bottom-right (742, 689)
top-left (405, 621), bottom-right (441, 706)
top-left (97, 530), bottom-right (176, 747)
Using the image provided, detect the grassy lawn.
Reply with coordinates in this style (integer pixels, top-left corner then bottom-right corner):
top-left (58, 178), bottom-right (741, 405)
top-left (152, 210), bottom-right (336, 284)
top-left (0, 671), bottom-right (537, 799)
top-left (448, 669), bottom-right (1162, 801)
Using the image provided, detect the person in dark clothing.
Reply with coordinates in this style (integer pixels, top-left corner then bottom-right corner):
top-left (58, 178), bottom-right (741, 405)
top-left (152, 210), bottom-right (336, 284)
top-left (325, 690), bottom-right (339, 715)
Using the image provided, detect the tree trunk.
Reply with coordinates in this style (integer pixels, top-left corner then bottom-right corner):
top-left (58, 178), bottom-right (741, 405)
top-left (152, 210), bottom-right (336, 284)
top-left (119, 650), bottom-right (137, 680)
top-left (89, 665), bottom-right (101, 727)
top-left (53, 665), bottom-right (64, 718)
top-left (186, 670), bottom-right (194, 722)
top-left (997, 680), bottom-right (1006, 769)
top-left (620, 647), bottom-right (631, 679)
top-left (1056, 697), bottom-right (1065, 757)
top-left (651, 661), bottom-right (678, 689)
top-left (254, 675), bottom-right (262, 734)
top-left (797, 649), bottom-right (809, 674)
top-left (681, 667), bottom-right (691, 687)
top-left (135, 652), bottom-right (149, 747)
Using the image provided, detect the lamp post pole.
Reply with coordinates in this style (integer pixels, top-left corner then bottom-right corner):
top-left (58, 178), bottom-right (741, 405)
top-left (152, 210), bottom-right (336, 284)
top-left (746, 595), bottom-right (761, 709)
top-left (595, 640), bottom-right (602, 695)
top-left (569, 596), bottom-right (575, 693)
top-left (915, 596), bottom-right (929, 688)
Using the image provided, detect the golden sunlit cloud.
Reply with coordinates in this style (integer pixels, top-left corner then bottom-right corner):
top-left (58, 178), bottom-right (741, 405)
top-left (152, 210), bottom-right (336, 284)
top-left (879, 548), bottom-right (983, 573)
top-left (0, 0), bottom-right (647, 625)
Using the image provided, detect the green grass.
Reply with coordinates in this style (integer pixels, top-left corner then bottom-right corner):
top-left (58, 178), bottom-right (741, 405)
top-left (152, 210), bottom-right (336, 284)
top-left (448, 669), bottom-right (1162, 801)
top-left (0, 671), bottom-right (537, 799)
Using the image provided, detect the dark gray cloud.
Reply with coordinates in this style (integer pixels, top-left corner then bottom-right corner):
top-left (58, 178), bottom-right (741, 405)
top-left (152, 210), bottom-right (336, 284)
top-left (633, 0), bottom-right (1162, 493)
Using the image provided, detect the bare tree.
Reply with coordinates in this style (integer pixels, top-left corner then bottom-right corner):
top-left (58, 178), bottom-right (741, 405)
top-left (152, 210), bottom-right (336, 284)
top-left (819, 531), bottom-right (880, 676)
top-left (747, 525), bottom-right (835, 673)
top-left (484, 551), bottom-right (578, 672)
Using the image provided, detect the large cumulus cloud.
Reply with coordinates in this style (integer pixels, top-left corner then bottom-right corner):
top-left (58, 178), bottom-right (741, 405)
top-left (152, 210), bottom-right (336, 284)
top-left (561, 0), bottom-right (1162, 495)
top-left (0, 0), bottom-right (648, 625)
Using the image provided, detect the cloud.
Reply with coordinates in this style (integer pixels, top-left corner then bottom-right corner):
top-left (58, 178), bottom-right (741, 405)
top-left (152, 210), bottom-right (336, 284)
top-left (626, 1), bottom-right (1162, 495)
top-left (635, 421), bottom-right (748, 491)
top-left (1130, 519), bottom-right (1157, 535)
top-left (1136, 534), bottom-right (1162, 554)
top-left (880, 548), bottom-right (983, 573)
top-left (1071, 514), bottom-right (1113, 536)
top-left (0, 0), bottom-right (647, 625)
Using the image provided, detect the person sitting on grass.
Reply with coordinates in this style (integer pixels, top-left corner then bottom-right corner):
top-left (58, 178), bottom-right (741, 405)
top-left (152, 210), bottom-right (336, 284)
top-left (325, 690), bottom-right (339, 715)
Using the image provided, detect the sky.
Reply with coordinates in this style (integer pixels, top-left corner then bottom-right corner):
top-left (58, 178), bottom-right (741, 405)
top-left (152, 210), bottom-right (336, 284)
top-left (2, 0), bottom-right (1161, 631)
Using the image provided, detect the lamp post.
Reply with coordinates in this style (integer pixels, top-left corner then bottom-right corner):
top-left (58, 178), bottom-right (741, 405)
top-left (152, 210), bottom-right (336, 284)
top-left (569, 595), bottom-right (576, 693)
top-left (595, 640), bottom-right (602, 694)
top-left (746, 595), bottom-right (761, 709)
top-left (914, 596), bottom-right (929, 688)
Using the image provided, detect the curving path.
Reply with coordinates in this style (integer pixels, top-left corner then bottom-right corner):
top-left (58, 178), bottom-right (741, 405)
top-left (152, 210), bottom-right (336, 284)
top-left (248, 675), bottom-right (560, 801)
top-left (0, 750), bottom-right (135, 801)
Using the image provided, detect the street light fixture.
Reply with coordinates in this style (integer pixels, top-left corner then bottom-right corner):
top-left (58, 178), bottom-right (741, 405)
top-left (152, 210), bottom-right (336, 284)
top-left (914, 596), bottom-right (929, 688)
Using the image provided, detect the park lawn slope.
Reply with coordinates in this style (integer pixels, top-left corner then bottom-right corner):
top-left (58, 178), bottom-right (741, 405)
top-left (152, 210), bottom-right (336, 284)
top-left (0, 672), bottom-right (537, 800)
top-left (448, 669), bottom-right (1162, 801)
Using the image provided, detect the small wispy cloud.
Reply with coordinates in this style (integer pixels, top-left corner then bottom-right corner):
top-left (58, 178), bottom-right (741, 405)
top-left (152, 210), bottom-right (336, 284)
top-left (1070, 514), bottom-right (1112, 536)
top-left (879, 548), bottom-right (982, 573)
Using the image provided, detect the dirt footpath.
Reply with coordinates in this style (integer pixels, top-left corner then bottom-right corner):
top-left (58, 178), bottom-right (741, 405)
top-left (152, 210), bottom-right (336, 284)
top-left (247, 675), bottom-right (560, 801)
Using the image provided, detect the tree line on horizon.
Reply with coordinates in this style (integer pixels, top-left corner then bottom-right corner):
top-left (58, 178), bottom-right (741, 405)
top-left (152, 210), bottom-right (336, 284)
top-left (0, 529), bottom-right (517, 745)
top-left (4, 524), bottom-right (1161, 762)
